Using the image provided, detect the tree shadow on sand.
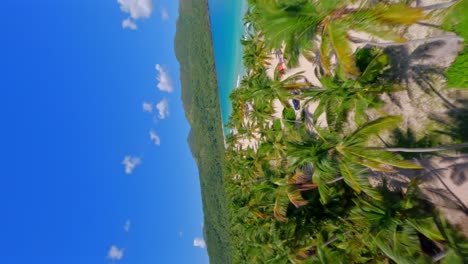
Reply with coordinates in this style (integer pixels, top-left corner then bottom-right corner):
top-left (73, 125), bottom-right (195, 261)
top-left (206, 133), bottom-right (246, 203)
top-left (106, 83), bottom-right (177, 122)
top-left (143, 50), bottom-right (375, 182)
top-left (430, 98), bottom-right (468, 152)
top-left (370, 153), bottom-right (468, 216)
top-left (382, 40), bottom-right (458, 109)
top-left (418, 156), bottom-right (468, 215)
top-left (388, 127), bottom-right (442, 159)
top-left (379, 105), bottom-right (468, 214)
top-left (372, 118), bottom-right (468, 215)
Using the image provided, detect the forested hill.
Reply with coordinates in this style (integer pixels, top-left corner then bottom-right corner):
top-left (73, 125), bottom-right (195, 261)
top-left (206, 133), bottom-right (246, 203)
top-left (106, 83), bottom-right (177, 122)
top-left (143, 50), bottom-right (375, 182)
top-left (174, 0), bottom-right (232, 263)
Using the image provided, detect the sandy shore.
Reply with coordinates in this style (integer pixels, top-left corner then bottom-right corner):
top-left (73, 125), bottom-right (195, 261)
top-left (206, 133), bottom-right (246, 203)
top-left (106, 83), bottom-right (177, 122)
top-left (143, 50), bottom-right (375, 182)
top-left (266, 52), bottom-right (329, 130)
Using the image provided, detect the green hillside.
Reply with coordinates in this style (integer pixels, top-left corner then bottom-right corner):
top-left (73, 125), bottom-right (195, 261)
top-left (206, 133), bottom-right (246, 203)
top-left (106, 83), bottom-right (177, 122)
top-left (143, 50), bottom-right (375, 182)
top-left (174, 0), bottom-right (232, 263)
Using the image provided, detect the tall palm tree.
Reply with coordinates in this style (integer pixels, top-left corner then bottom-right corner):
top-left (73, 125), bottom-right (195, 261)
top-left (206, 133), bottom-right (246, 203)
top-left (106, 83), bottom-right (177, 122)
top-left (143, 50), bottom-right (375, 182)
top-left (247, 96), bottom-right (275, 127)
top-left (241, 33), bottom-right (271, 73)
top-left (255, 0), bottom-right (426, 76)
top-left (347, 183), bottom-right (447, 263)
top-left (288, 116), bottom-right (421, 203)
top-left (303, 51), bottom-right (402, 130)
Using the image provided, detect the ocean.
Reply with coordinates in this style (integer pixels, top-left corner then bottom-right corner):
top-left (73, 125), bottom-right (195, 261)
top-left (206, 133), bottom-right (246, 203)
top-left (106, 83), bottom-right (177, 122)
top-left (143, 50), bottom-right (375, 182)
top-left (208, 0), bottom-right (247, 135)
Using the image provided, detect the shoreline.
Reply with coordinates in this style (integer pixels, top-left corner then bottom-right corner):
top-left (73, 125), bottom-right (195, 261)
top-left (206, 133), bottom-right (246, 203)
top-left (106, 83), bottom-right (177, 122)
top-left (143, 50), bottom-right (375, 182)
top-left (213, 0), bottom-right (248, 136)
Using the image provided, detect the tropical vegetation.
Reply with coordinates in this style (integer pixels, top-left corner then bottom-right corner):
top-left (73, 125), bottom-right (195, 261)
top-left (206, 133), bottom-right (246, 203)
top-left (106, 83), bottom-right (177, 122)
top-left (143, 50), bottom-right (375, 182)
top-left (175, 0), bottom-right (468, 263)
top-left (223, 0), bottom-right (468, 263)
top-left (442, 0), bottom-right (468, 88)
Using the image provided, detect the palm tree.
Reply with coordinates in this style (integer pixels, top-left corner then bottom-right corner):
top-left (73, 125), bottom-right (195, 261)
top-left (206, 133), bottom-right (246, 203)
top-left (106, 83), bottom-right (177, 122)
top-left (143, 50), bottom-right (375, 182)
top-left (240, 69), bottom-right (306, 108)
top-left (287, 116), bottom-right (421, 203)
top-left (293, 181), bottom-right (446, 263)
top-left (382, 143), bottom-right (468, 153)
top-left (241, 33), bottom-right (271, 73)
top-left (303, 50), bottom-right (401, 131)
top-left (347, 183), bottom-right (448, 263)
top-left (255, 0), bottom-right (426, 76)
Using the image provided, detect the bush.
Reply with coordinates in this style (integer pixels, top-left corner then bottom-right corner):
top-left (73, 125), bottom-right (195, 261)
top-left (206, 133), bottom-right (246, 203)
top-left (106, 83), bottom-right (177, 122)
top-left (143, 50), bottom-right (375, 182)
top-left (283, 107), bottom-right (296, 121)
top-left (441, 0), bottom-right (468, 40)
top-left (441, 0), bottom-right (468, 88)
top-left (355, 47), bottom-right (375, 73)
top-left (355, 47), bottom-right (382, 70)
top-left (446, 47), bottom-right (468, 88)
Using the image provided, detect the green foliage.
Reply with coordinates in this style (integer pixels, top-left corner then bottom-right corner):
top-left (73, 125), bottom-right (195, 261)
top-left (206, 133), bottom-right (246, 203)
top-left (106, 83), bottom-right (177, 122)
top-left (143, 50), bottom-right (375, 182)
top-left (254, 0), bottom-right (424, 75)
top-left (283, 107), bottom-right (296, 121)
top-left (441, 0), bottom-right (468, 40)
top-left (272, 119), bottom-right (282, 131)
top-left (174, 0), bottom-right (232, 263)
top-left (354, 47), bottom-right (388, 84)
top-left (191, 1), bottom-right (468, 263)
top-left (442, 0), bottom-right (468, 88)
top-left (446, 47), bottom-right (468, 88)
top-left (355, 47), bottom-right (376, 73)
top-left (304, 51), bottom-right (395, 130)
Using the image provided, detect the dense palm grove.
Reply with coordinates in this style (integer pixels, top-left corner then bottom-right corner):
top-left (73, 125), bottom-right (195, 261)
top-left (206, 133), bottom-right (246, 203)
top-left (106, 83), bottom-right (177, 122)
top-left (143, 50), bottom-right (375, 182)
top-left (224, 0), bottom-right (468, 263)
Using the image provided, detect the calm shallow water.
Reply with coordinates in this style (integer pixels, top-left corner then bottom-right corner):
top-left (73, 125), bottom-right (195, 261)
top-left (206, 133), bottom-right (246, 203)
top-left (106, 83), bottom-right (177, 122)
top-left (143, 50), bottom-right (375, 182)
top-left (208, 0), bottom-right (247, 134)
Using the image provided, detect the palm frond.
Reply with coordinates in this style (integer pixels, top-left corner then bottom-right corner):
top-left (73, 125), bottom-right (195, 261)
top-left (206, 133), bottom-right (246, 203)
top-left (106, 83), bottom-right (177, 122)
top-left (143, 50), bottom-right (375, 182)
top-left (407, 218), bottom-right (444, 241)
top-left (287, 187), bottom-right (308, 208)
top-left (358, 53), bottom-right (389, 84)
top-left (338, 160), bottom-right (382, 200)
top-left (327, 22), bottom-right (359, 76)
top-left (274, 189), bottom-right (289, 222)
top-left (346, 148), bottom-right (422, 169)
top-left (320, 30), bottom-right (333, 75)
top-left (368, 3), bottom-right (427, 26)
top-left (313, 162), bottom-right (337, 204)
top-left (347, 116), bottom-right (402, 143)
top-left (353, 95), bottom-right (369, 126)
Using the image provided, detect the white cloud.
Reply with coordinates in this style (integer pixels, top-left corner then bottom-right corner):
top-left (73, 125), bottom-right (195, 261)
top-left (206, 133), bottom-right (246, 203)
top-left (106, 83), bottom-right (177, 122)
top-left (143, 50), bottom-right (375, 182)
top-left (142, 102), bottom-right (153, 113)
top-left (193, 237), bottom-right (206, 249)
top-left (156, 98), bottom-right (169, 119)
top-left (107, 245), bottom-right (124, 260)
top-left (122, 156), bottom-right (141, 174)
top-left (149, 130), bottom-right (161, 145)
top-left (122, 18), bottom-right (138, 30)
top-left (124, 220), bottom-right (131, 232)
top-left (117, 0), bottom-right (153, 30)
top-left (155, 64), bottom-right (173, 93)
top-left (161, 7), bottom-right (169, 21)
top-left (117, 0), bottom-right (153, 19)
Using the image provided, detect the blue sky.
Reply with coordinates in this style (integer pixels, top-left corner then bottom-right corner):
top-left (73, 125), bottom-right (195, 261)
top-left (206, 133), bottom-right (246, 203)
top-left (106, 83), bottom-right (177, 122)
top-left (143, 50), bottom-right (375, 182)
top-left (0, 0), bottom-right (208, 263)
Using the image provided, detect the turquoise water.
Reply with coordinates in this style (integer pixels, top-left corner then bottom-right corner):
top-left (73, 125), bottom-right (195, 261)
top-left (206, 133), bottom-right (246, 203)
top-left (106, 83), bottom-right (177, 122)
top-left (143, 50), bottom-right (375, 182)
top-left (208, 0), bottom-right (247, 134)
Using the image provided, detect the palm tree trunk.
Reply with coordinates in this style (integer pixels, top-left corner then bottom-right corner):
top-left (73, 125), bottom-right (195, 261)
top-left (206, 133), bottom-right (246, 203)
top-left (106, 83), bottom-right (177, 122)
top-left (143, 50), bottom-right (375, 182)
top-left (323, 231), bottom-right (350, 247)
top-left (416, 22), bottom-right (441, 29)
top-left (432, 251), bottom-right (447, 262)
top-left (381, 143), bottom-right (468, 153)
top-left (327, 176), bottom-right (344, 184)
top-left (422, 78), bottom-right (458, 110)
top-left (349, 35), bottom-right (463, 48)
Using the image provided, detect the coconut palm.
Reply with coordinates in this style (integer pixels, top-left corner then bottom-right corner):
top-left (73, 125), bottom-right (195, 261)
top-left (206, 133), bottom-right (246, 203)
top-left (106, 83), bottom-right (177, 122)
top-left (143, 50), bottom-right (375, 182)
top-left (288, 116), bottom-right (421, 203)
top-left (247, 99), bottom-right (274, 128)
top-left (241, 70), bottom-right (305, 108)
top-left (255, 0), bottom-right (426, 76)
top-left (303, 50), bottom-right (402, 130)
top-left (347, 184), bottom-right (446, 263)
top-left (241, 33), bottom-right (271, 73)
top-left (293, 182), bottom-right (445, 263)
top-left (256, 123), bottom-right (306, 167)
